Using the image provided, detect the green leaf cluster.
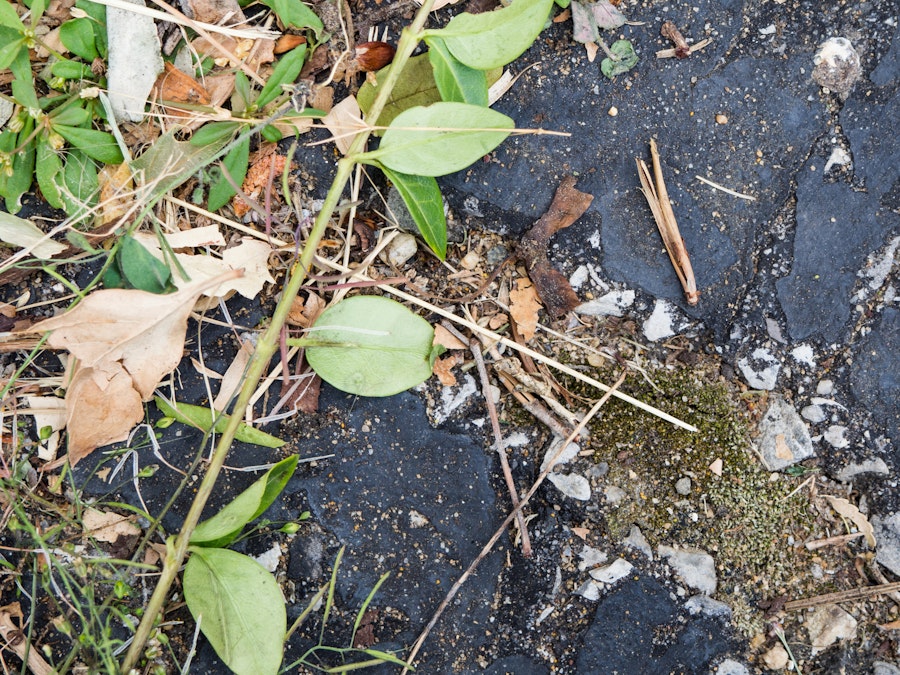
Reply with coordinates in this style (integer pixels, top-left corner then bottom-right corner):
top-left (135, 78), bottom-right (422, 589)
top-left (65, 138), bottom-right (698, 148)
top-left (355, 0), bottom-right (554, 260)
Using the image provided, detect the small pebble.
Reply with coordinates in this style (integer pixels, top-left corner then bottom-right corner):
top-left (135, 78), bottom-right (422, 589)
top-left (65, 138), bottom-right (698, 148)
top-left (801, 404), bottom-right (827, 423)
top-left (675, 477), bottom-right (692, 496)
top-left (715, 113), bottom-right (728, 124)
top-left (459, 250), bottom-right (481, 270)
top-left (816, 379), bottom-right (834, 396)
top-left (608, 106), bottom-right (618, 117)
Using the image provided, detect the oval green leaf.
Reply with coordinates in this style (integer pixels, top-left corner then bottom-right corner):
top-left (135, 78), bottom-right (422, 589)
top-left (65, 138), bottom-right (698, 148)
top-left (434, 0), bottom-right (554, 70)
top-left (118, 234), bottom-right (174, 294)
top-left (255, 44), bottom-right (307, 109)
top-left (207, 136), bottom-right (249, 212)
top-left (379, 164), bottom-right (446, 260)
top-left (190, 454), bottom-right (299, 547)
top-left (426, 36), bottom-right (488, 106)
top-left (365, 102), bottom-right (513, 177)
top-left (304, 296), bottom-right (438, 397)
top-left (52, 124), bottom-right (124, 164)
top-left (36, 136), bottom-right (64, 210)
top-left (59, 17), bottom-right (99, 61)
top-left (184, 547), bottom-right (285, 675)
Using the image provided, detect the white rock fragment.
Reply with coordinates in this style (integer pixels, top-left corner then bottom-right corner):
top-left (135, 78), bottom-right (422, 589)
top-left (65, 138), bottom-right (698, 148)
top-left (790, 344), bottom-right (816, 366)
top-left (823, 425), bottom-right (850, 448)
top-left (823, 146), bottom-right (852, 173)
top-left (589, 558), bottom-right (634, 585)
top-left (757, 397), bottom-right (815, 470)
top-left (760, 643), bottom-right (789, 670)
top-left (604, 485), bottom-right (627, 505)
top-left (816, 379), bottom-right (835, 396)
top-left (576, 290), bottom-right (635, 317)
top-left (252, 542), bottom-right (282, 573)
top-left (569, 265), bottom-right (590, 290)
top-left (548, 472), bottom-right (591, 500)
top-left (685, 594), bottom-right (731, 617)
top-left (107, 0), bottom-right (164, 122)
top-left (380, 232), bottom-right (418, 267)
top-left (715, 659), bottom-right (750, 675)
top-left (801, 404), bottom-right (827, 424)
top-left (577, 545), bottom-right (608, 571)
top-left (658, 545), bottom-right (717, 595)
top-left (408, 509), bottom-right (428, 528)
top-left (574, 580), bottom-right (601, 601)
top-left (431, 373), bottom-right (478, 425)
top-left (812, 37), bottom-right (862, 98)
top-left (836, 458), bottom-right (890, 482)
top-left (805, 603), bottom-right (858, 651)
top-left (541, 441), bottom-right (580, 472)
top-left (643, 299), bottom-right (678, 341)
top-left (737, 347), bottom-right (781, 390)
top-left (623, 525), bottom-right (653, 560)
top-left (872, 513), bottom-right (900, 577)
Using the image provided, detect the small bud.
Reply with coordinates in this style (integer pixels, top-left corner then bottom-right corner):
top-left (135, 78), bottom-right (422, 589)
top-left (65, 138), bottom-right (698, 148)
top-left (49, 76), bottom-right (67, 91)
top-left (354, 41), bottom-right (396, 72)
top-left (48, 132), bottom-right (65, 150)
top-left (7, 112), bottom-right (25, 133)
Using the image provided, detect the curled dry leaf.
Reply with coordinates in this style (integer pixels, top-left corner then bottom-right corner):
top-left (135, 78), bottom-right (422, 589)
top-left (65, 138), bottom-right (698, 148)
top-left (82, 508), bottom-right (141, 543)
top-left (28, 272), bottom-right (241, 464)
top-left (97, 163), bottom-right (134, 227)
top-left (433, 353), bottom-right (461, 387)
top-left (823, 495), bottom-right (876, 548)
top-left (433, 324), bottom-right (467, 350)
top-left (322, 95), bottom-right (367, 155)
top-left (509, 277), bottom-right (541, 341)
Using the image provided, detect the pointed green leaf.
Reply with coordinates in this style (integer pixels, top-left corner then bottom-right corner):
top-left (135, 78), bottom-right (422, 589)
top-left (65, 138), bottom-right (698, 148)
top-left (0, 3), bottom-right (24, 30)
top-left (261, 0), bottom-right (322, 36)
top-left (154, 397), bottom-right (286, 449)
top-left (303, 296), bottom-right (440, 397)
top-left (431, 0), bottom-right (554, 70)
top-left (189, 455), bottom-right (299, 547)
top-left (118, 234), bottom-right (174, 293)
top-left (379, 165), bottom-right (446, 259)
top-left (184, 547), bottom-right (285, 675)
top-left (61, 149), bottom-right (98, 221)
top-left (0, 120), bottom-right (35, 213)
top-left (50, 105), bottom-right (92, 127)
top-left (426, 36), bottom-right (488, 106)
top-left (52, 125), bottom-right (124, 164)
top-left (362, 102), bottom-right (513, 177)
top-left (50, 59), bottom-right (95, 81)
top-left (0, 30), bottom-right (24, 70)
top-left (189, 121), bottom-right (240, 147)
top-left (207, 136), bottom-right (249, 212)
top-left (36, 136), bottom-right (64, 210)
top-left (255, 44), bottom-right (307, 109)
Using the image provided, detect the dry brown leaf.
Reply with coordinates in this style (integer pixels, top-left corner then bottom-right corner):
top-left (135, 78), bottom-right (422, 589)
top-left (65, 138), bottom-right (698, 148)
top-left (212, 338), bottom-right (254, 411)
top-left (433, 324), bottom-right (467, 350)
top-left (571, 526), bottom-right (589, 540)
top-left (154, 62), bottom-right (212, 109)
top-left (433, 353), bottom-right (461, 386)
top-left (509, 278), bottom-right (541, 341)
top-left (28, 272), bottom-right (240, 463)
top-left (824, 495), bottom-right (876, 548)
top-left (186, 0), bottom-right (246, 25)
top-left (233, 150), bottom-right (290, 217)
top-left (287, 292), bottom-right (325, 328)
top-left (96, 163), bottom-right (134, 226)
top-left (165, 224), bottom-right (225, 249)
top-left (322, 95), bottom-right (367, 155)
top-left (82, 508), bottom-right (141, 543)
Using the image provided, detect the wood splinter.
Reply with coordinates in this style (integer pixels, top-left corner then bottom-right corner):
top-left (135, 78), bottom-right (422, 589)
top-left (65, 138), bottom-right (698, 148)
top-left (636, 139), bottom-right (700, 306)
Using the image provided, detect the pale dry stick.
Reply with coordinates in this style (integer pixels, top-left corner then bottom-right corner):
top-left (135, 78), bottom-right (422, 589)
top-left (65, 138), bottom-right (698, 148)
top-left (120, 2), bottom-right (440, 667)
top-left (402, 371), bottom-right (628, 672)
top-left (468, 337), bottom-right (533, 557)
top-left (165, 196), bottom-right (291, 247)
top-left (636, 138), bottom-right (700, 305)
top-left (804, 531), bottom-right (864, 550)
top-left (695, 174), bottom-right (757, 201)
top-left (866, 560), bottom-right (900, 608)
top-left (495, 371), bottom-right (575, 440)
top-left (783, 581), bottom-right (900, 611)
top-left (0, 609), bottom-right (55, 675)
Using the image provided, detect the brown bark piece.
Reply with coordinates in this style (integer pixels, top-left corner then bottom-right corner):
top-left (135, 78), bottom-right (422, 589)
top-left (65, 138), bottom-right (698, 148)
top-left (518, 176), bottom-right (593, 318)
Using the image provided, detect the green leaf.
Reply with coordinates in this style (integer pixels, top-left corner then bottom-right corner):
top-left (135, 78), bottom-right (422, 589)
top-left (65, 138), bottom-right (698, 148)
top-left (426, 36), bottom-right (488, 106)
top-left (207, 136), bottom-right (249, 212)
top-left (52, 125), bottom-right (124, 164)
top-left (190, 455), bottom-right (298, 547)
top-left (431, 0), bottom-right (554, 70)
top-left (255, 44), bottom-right (306, 109)
top-left (189, 121), bottom-right (240, 147)
top-left (600, 39), bottom-right (638, 79)
top-left (154, 397), bottom-right (286, 448)
top-left (0, 30), bottom-right (24, 70)
top-left (9, 50), bottom-right (39, 111)
top-left (232, 70), bottom-right (251, 112)
top-left (50, 105), bottom-right (91, 127)
top-left (118, 234), bottom-right (174, 293)
top-left (50, 59), bottom-right (95, 81)
top-left (59, 17), bottom-right (99, 61)
top-left (60, 149), bottom-right (97, 221)
top-left (260, 124), bottom-right (283, 143)
top-left (132, 127), bottom-right (235, 199)
top-left (184, 547), bottom-right (285, 675)
top-left (303, 296), bottom-right (440, 397)
top-left (0, 120), bottom-right (35, 214)
top-left (379, 165), bottom-right (446, 259)
top-left (357, 54), bottom-right (442, 132)
top-left (361, 102), bottom-right (513, 177)
top-left (0, 3), bottom-right (25, 31)
top-left (261, 0), bottom-right (322, 36)
top-left (36, 136), bottom-right (64, 210)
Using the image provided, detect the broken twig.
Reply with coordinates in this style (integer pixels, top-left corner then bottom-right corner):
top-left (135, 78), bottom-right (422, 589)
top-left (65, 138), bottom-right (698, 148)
top-left (636, 139), bottom-right (700, 305)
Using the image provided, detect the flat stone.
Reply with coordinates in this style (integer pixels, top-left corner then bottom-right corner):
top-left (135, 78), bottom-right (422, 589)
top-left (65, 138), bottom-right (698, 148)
top-left (605, 485), bottom-right (627, 505)
top-left (643, 299), bottom-right (678, 341)
top-left (872, 512), bottom-right (900, 577)
top-left (685, 594), bottom-right (732, 618)
top-left (658, 545), bottom-right (717, 595)
top-left (836, 458), bottom-right (890, 482)
top-left (577, 545), bottom-right (609, 571)
top-left (622, 525), bottom-right (653, 560)
top-left (547, 472), bottom-right (591, 501)
top-left (824, 425), bottom-right (850, 449)
top-left (805, 604), bottom-right (858, 651)
top-left (715, 659), bottom-right (750, 675)
top-left (575, 290), bottom-right (635, 317)
top-left (675, 477), bottom-right (692, 496)
top-left (757, 397), bottom-right (815, 470)
top-left (801, 404), bottom-right (827, 423)
top-left (737, 347), bottom-right (781, 390)
top-left (589, 558), bottom-right (634, 585)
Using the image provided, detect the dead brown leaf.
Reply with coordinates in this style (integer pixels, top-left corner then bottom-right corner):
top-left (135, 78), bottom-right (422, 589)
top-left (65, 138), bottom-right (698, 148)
top-left (322, 95), bottom-right (367, 155)
top-left (97, 163), bottom-right (134, 226)
top-left (28, 272), bottom-right (241, 464)
top-left (82, 508), bottom-right (141, 543)
top-left (154, 62), bottom-right (211, 110)
top-left (509, 277), bottom-right (541, 341)
top-left (233, 149), bottom-right (290, 218)
top-left (823, 495), bottom-right (876, 548)
top-left (287, 292), bottom-right (325, 328)
top-left (186, 0), bottom-right (246, 25)
top-left (518, 176), bottom-right (593, 318)
top-left (433, 324), bottom-right (467, 350)
top-left (433, 353), bottom-right (461, 386)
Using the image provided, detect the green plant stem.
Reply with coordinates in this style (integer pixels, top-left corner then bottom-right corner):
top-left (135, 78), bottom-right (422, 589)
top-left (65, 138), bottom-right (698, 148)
top-left (119, 2), bottom-right (436, 672)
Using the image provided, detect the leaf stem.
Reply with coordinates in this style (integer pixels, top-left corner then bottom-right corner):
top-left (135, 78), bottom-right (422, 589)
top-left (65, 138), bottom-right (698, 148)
top-left (119, 1), bottom-right (436, 671)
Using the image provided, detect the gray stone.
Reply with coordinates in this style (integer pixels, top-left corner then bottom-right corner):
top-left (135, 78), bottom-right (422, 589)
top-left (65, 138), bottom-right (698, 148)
top-left (577, 545), bottom-right (608, 572)
top-left (816, 379), bottom-right (835, 396)
top-left (805, 604), bottom-right (858, 651)
top-left (675, 477), bottom-right (692, 496)
top-left (658, 545), bottom-right (717, 595)
top-left (643, 299), bottom-right (678, 341)
top-left (836, 458), bottom-right (890, 482)
top-left (622, 525), bottom-right (653, 560)
top-left (548, 472), bottom-right (591, 501)
top-left (824, 425), bottom-right (850, 449)
top-left (589, 558), bottom-right (634, 585)
top-left (873, 513), bottom-right (900, 577)
top-left (874, 662), bottom-right (900, 675)
top-left (801, 404), bottom-right (826, 423)
top-left (605, 485), bottom-right (627, 505)
top-left (757, 397), bottom-right (815, 470)
top-left (737, 347), bottom-right (780, 390)
top-left (715, 659), bottom-right (750, 675)
top-left (576, 290), bottom-right (635, 317)
top-left (685, 595), bottom-right (731, 618)
top-left (575, 580), bottom-right (601, 601)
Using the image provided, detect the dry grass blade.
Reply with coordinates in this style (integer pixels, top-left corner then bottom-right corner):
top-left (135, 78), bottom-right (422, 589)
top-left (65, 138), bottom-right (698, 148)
top-left (636, 138), bottom-right (700, 305)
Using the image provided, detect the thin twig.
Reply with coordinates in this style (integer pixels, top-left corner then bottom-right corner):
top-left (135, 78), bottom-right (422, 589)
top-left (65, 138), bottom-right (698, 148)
top-left (783, 581), bottom-right (900, 611)
top-left (695, 174), bottom-right (757, 201)
top-left (469, 338), bottom-right (532, 557)
top-left (402, 371), bottom-right (628, 672)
